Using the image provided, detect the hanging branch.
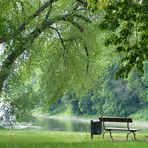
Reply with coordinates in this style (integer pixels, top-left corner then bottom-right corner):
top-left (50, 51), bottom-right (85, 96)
top-left (84, 46), bottom-right (89, 74)
top-left (50, 26), bottom-right (66, 51)
top-left (45, 1), bottom-right (53, 20)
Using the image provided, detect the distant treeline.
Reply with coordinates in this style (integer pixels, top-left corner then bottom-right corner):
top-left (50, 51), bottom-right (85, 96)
top-left (49, 65), bottom-right (148, 119)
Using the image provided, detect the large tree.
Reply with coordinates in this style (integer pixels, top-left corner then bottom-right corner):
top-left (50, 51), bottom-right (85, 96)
top-left (0, 0), bottom-right (109, 116)
top-left (0, 0), bottom-right (83, 91)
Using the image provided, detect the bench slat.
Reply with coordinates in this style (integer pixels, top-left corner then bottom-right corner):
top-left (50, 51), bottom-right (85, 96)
top-left (105, 127), bottom-right (139, 131)
top-left (99, 117), bottom-right (132, 122)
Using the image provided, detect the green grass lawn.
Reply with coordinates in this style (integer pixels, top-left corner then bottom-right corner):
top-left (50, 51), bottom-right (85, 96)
top-left (0, 130), bottom-right (148, 148)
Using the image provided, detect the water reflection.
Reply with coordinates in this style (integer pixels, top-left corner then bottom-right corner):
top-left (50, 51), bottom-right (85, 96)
top-left (30, 117), bottom-right (90, 132)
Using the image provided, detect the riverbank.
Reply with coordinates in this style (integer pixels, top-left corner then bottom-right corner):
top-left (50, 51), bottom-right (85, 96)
top-left (0, 130), bottom-right (148, 148)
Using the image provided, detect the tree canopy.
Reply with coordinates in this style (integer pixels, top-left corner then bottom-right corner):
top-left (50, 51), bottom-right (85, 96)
top-left (0, 0), bottom-right (147, 120)
top-left (0, 0), bottom-right (110, 118)
top-left (88, 0), bottom-right (148, 77)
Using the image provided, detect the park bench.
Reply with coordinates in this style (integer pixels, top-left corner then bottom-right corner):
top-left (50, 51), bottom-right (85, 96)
top-left (99, 116), bottom-right (139, 140)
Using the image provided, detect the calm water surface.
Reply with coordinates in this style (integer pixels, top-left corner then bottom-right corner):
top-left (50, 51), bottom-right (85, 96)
top-left (17, 115), bottom-right (148, 133)
top-left (29, 116), bottom-right (90, 132)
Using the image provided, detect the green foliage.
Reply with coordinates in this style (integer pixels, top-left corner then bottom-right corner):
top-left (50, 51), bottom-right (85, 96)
top-left (0, 0), bottom-right (106, 120)
top-left (88, 0), bottom-right (148, 78)
top-left (0, 0), bottom-right (147, 121)
top-left (61, 90), bottom-right (80, 114)
top-left (48, 64), bottom-right (147, 118)
top-left (143, 61), bottom-right (148, 88)
top-left (87, 0), bottom-right (108, 11)
top-left (131, 105), bottom-right (148, 120)
top-left (100, 0), bottom-right (148, 78)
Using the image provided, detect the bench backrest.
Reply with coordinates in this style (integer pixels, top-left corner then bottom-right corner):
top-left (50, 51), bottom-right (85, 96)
top-left (99, 117), bottom-right (133, 123)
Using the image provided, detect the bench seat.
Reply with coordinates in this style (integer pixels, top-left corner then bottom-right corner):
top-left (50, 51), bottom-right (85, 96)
top-left (105, 127), bottom-right (139, 131)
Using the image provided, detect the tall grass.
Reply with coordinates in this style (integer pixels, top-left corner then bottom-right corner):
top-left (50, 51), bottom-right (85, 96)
top-left (0, 130), bottom-right (147, 148)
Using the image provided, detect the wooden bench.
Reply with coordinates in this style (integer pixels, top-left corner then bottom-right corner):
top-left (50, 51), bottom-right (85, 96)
top-left (99, 117), bottom-right (139, 140)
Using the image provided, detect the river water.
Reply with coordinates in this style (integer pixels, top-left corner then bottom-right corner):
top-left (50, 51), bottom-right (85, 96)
top-left (15, 114), bottom-right (148, 133)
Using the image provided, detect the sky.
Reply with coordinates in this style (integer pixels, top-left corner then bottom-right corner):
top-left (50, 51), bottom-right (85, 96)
top-left (0, 43), bottom-right (4, 55)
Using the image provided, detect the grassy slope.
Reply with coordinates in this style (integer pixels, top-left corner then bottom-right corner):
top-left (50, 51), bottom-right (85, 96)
top-left (130, 106), bottom-right (148, 120)
top-left (0, 130), bottom-right (148, 148)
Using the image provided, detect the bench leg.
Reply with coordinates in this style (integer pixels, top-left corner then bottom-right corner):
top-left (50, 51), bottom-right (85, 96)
top-left (103, 130), bottom-right (113, 140)
top-left (108, 130), bottom-right (113, 140)
top-left (127, 131), bottom-right (137, 140)
top-left (126, 131), bottom-right (131, 140)
top-left (132, 131), bottom-right (136, 140)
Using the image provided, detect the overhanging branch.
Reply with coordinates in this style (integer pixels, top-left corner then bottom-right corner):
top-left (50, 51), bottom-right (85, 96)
top-left (0, 0), bottom-right (58, 44)
top-left (0, 1), bottom-right (91, 92)
top-left (18, 0), bottom-right (58, 31)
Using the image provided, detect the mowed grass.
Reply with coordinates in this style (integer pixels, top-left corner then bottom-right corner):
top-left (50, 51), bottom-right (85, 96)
top-left (0, 130), bottom-right (148, 148)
